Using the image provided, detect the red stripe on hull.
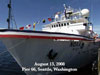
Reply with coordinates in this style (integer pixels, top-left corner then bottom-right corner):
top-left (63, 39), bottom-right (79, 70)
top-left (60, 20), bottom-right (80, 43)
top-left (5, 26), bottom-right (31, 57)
top-left (0, 35), bottom-right (90, 41)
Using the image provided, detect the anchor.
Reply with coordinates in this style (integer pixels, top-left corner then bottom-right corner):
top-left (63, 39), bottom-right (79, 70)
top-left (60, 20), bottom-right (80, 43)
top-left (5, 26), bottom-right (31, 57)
top-left (47, 49), bottom-right (58, 60)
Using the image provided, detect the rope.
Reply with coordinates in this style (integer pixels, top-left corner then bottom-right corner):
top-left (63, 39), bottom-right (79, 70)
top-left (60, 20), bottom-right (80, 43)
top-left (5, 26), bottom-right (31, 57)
top-left (11, 9), bottom-right (18, 29)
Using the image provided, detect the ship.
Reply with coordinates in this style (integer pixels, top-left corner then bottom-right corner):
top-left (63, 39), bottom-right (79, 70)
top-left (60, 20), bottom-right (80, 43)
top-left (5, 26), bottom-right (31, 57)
top-left (0, 1), bottom-right (99, 75)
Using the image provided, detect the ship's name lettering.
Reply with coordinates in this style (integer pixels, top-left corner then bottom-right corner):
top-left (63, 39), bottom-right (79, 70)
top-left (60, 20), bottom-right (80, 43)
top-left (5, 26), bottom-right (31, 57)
top-left (70, 41), bottom-right (84, 49)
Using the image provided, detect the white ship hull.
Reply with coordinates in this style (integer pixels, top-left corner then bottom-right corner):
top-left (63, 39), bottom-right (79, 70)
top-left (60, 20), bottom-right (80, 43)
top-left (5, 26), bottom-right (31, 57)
top-left (0, 29), bottom-right (99, 75)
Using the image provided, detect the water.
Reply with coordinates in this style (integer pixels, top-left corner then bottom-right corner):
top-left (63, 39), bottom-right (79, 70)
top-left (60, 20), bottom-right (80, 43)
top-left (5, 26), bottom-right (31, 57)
top-left (0, 41), bottom-right (26, 75)
top-left (0, 41), bottom-right (98, 75)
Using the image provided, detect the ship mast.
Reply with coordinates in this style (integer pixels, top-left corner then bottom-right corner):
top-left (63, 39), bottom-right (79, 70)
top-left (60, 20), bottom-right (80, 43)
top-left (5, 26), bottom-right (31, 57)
top-left (7, 0), bottom-right (11, 29)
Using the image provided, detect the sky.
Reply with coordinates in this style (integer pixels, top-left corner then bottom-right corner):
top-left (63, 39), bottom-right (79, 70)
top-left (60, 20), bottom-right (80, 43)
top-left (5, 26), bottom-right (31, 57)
top-left (0, 0), bottom-right (100, 34)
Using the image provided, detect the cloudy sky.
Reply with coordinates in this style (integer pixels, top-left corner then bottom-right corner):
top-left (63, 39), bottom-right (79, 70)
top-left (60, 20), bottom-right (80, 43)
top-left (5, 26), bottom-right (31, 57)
top-left (0, 0), bottom-right (100, 34)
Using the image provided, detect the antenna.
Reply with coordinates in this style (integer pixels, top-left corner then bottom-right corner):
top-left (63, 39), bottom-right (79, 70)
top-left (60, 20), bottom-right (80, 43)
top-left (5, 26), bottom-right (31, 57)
top-left (63, 4), bottom-right (66, 18)
top-left (63, 4), bottom-right (67, 10)
top-left (7, 0), bottom-right (11, 29)
top-left (90, 0), bottom-right (93, 31)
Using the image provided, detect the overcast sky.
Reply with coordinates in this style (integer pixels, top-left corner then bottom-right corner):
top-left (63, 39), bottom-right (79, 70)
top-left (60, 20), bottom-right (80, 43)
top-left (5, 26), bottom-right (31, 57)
top-left (0, 0), bottom-right (100, 34)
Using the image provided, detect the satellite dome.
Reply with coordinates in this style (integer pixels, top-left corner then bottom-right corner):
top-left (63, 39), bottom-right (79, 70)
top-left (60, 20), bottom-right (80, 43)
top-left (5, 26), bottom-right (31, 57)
top-left (81, 9), bottom-right (89, 17)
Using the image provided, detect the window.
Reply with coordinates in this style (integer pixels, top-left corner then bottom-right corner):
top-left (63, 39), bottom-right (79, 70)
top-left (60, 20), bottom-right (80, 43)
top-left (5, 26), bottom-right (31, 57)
top-left (61, 24), bottom-right (63, 26)
top-left (59, 24), bottom-right (60, 27)
top-left (83, 23), bottom-right (87, 26)
top-left (67, 23), bottom-right (69, 25)
top-left (56, 25), bottom-right (58, 27)
top-left (64, 23), bottom-right (66, 26)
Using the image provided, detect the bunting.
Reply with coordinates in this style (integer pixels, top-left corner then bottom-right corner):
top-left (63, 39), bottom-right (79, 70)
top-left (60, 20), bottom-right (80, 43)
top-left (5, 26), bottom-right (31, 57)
top-left (48, 18), bottom-right (52, 21)
top-left (48, 18), bottom-right (54, 22)
top-left (19, 27), bottom-right (24, 30)
top-left (19, 17), bottom-right (55, 30)
top-left (42, 19), bottom-right (46, 23)
top-left (33, 22), bottom-right (36, 30)
top-left (26, 24), bottom-right (31, 29)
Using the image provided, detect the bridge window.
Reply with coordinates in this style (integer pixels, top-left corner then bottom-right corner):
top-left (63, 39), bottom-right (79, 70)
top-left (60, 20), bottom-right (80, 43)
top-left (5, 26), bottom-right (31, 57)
top-left (59, 24), bottom-right (60, 27)
top-left (64, 23), bottom-right (66, 26)
top-left (54, 25), bottom-right (56, 27)
top-left (67, 23), bottom-right (69, 25)
top-left (61, 24), bottom-right (63, 26)
top-left (56, 24), bottom-right (58, 27)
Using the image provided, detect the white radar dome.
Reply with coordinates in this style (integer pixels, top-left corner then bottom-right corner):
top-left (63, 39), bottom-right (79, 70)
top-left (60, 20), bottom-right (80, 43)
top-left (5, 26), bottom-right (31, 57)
top-left (81, 9), bottom-right (89, 17)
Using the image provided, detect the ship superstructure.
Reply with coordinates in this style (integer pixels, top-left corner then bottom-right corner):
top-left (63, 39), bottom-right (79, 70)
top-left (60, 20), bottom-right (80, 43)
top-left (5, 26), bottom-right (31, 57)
top-left (43, 4), bottom-right (93, 38)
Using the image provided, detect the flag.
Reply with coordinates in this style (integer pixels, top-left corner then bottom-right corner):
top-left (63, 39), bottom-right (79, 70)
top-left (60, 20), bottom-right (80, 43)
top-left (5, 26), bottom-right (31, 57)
top-left (19, 27), bottom-right (24, 30)
top-left (26, 24), bottom-right (31, 29)
top-left (51, 18), bottom-right (54, 21)
top-left (95, 33), bottom-right (99, 38)
top-left (33, 22), bottom-right (36, 30)
top-left (42, 19), bottom-right (45, 23)
top-left (48, 18), bottom-right (52, 21)
top-left (33, 22), bottom-right (36, 26)
top-left (48, 18), bottom-right (54, 22)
